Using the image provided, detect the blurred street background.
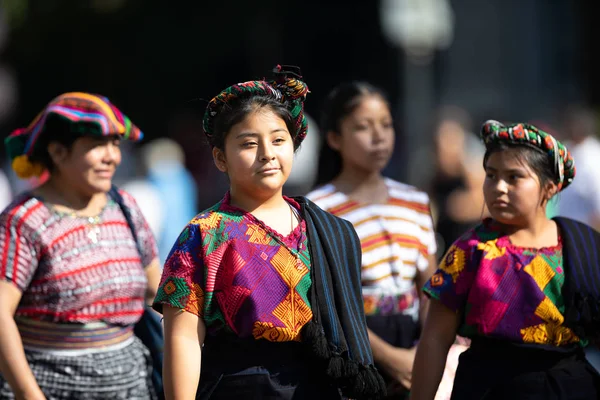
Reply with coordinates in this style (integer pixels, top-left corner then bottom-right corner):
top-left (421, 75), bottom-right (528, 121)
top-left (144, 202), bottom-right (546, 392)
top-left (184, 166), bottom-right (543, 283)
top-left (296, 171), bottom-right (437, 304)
top-left (1, 0), bottom-right (599, 260)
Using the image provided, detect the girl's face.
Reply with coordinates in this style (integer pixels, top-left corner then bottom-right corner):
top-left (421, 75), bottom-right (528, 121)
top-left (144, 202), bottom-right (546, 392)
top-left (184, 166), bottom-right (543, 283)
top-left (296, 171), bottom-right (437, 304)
top-left (214, 108), bottom-right (294, 199)
top-left (50, 136), bottom-right (122, 195)
top-left (328, 95), bottom-right (395, 174)
top-left (483, 149), bottom-right (553, 226)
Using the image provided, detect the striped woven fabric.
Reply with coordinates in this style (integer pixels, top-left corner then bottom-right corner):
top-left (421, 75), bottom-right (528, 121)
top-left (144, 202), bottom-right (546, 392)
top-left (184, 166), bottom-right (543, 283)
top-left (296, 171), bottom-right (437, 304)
top-left (0, 189), bottom-right (157, 326)
top-left (5, 92), bottom-right (143, 161)
top-left (306, 178), bottom-right (437, 319)
top-left (16, 317), bottom-right (134, 351)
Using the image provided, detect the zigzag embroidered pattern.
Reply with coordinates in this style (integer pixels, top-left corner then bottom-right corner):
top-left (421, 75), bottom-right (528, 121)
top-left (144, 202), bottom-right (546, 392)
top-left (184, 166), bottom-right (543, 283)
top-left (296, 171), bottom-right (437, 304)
top-left (155, 195), bottom-right (313, 342)
top-left (424, 219), bottom-right (580, 346)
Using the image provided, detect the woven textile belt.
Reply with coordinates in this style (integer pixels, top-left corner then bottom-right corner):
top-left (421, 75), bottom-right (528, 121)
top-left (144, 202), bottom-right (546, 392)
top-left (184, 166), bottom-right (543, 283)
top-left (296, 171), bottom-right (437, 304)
top-left (16, 317), bottom-right (134, 351)
top-left (362, 287), bottom-right (419, 317)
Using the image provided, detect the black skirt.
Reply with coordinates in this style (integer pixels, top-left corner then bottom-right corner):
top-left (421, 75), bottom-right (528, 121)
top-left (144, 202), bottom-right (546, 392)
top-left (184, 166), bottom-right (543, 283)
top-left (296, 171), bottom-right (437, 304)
top-left (198, 336), bottom-right (341, 400)
top-left (451, 337), bottom-right (600, 400)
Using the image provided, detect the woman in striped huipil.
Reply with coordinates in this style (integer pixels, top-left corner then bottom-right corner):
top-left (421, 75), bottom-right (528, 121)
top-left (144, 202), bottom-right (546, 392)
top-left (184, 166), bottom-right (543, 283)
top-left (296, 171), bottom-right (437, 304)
top-left (306, 82), bottom-right (466, 399)
top-left (0, 93), bottom-right (160, 399)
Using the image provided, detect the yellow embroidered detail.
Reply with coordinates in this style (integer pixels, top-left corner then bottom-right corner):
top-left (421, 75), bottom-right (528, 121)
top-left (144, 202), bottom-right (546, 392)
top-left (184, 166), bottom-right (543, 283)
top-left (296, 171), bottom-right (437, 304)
top-left (440, 246), bottom-right (466, 283)
top-left (185, 283), bottom-right (205, 318)
top-left (520, 322), bottom-right (579, 345)
top-left (193, 212), bottom-right (222, 231)
top-left (253, 321), bottom-right (297, 342)
top-left (251, 246), bottom-right (312, 342)
top-left (523, 256), bottom-right (556, 291)
top-left (534, 297), bottom-right (564, 324)
top-left (245, 224), bottom-right (272, 245)
top-left (476, 239), bottom-right (506, 260)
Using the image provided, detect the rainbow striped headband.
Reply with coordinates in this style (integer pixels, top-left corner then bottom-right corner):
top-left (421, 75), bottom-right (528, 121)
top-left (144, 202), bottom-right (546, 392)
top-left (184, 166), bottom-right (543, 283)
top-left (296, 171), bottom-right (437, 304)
top-left (5, 92), bottom-right (143, 179)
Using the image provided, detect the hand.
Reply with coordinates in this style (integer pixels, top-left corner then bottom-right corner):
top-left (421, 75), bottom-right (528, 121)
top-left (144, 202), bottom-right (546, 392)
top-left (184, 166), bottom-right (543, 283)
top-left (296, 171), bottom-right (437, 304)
top-left (381, 346), bottom-right (416, 390)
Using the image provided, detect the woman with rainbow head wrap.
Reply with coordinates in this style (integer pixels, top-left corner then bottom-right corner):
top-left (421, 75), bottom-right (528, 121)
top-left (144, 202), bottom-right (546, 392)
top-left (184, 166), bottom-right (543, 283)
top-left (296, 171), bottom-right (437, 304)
top-left (411, 120), bottom-right (600, 399)
top-left (152, 66), bottom-right (386, 399)
top-left (0, 93), bottom-right (161, 399)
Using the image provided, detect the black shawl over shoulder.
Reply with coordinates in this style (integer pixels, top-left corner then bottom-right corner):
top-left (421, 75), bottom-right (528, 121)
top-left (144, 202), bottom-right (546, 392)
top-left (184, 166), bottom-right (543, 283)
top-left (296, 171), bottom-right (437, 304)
top-left (555, 217), bottom-right (600, 341)
top-left (297, 197), bottom-right (386, 399)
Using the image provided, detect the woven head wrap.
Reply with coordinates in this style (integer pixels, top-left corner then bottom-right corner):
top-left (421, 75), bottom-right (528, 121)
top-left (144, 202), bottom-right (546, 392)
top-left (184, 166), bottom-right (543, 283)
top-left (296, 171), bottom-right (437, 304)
top-left (480, 120), bottom-right (576, 191)
top-left (202, 65), bottom-right (309, 148)
top-left (5, 92), bottom-right (143, 179)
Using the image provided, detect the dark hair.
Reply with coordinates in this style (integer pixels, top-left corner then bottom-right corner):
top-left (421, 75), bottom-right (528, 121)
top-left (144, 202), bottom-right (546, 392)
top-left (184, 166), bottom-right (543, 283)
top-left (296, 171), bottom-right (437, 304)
top-left (29, 114), bottom-right (84, 171)
top-left (483, 142), bottom-right (558, 197)
top-left (210, 96), bottom-right (297, 151)
top-left (314, 82), bottom-right (389, 186)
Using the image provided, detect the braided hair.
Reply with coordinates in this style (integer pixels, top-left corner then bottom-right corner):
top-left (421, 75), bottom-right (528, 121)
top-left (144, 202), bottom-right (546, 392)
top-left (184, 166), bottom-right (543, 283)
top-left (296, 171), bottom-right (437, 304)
top-left (203, 65), bottom-right (309, 150)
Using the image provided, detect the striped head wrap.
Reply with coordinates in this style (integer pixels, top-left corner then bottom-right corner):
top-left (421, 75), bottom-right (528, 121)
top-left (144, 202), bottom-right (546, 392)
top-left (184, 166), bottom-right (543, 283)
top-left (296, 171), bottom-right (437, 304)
top-left (5, 92), bottom-right (143, 179)
top-left (480, 120), bottom-right (576, 191)
top-left (203, 65), bottom-right (310, 148)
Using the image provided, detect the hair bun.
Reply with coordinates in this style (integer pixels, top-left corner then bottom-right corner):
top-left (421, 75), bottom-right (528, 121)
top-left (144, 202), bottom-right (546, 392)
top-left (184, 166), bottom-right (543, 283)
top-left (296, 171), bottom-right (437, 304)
top-left (480, 119), bottom-right (505, 140)
top-left (271, 65), bottom-right (309, 101)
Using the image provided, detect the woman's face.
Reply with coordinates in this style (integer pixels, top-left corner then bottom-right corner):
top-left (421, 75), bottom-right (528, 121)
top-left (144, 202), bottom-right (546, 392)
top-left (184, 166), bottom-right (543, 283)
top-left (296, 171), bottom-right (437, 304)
top-left (50, 136), bottom-right (122, 195)
top-left (483, 149), bottom-right (551, 226)
top-left (214, 108), bottom-right (295, 200)
top-left (328, 94), bottom-right (395, 175)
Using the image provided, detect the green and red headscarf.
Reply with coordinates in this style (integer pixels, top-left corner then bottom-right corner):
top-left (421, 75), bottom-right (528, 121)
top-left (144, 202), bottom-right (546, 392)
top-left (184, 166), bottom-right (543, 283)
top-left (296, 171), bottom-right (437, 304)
top-left (480, 120), bottom-right (576, 191)
top-left (203, 65), bottom-right (310, 149)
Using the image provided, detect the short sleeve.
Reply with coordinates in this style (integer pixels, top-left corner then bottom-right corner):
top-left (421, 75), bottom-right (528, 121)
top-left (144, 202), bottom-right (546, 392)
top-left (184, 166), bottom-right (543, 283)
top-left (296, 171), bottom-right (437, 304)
top-left (423, 234), bottom-right (476, 313)
top-left (120, 190), bottom-right (159, 267)
top-left (152, 223), bottom-right (205, 318)
top-left (0, 203), bottom-right (41, 292)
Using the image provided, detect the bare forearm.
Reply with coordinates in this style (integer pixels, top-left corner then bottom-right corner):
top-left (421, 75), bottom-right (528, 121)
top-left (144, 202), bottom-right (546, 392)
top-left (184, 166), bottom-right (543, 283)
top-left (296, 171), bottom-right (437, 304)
top-left (0, 314), bottom-right (44, 399)
top-left (419, 297), bottom-right (429, 327)
top-left (368, 328), bottom-right (396, 366)
top-left (164, 335), bottom-right (201, 400)
top-left (410, 336), bottom-right (452, 400)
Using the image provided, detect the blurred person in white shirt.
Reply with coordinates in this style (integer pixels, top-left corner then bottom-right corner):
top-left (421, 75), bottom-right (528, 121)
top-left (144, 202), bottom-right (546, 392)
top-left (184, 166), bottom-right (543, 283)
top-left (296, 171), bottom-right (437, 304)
top-left (557, 106), bottom-right (600, 231)
top-left (0, 168), bottom-right (11, 210)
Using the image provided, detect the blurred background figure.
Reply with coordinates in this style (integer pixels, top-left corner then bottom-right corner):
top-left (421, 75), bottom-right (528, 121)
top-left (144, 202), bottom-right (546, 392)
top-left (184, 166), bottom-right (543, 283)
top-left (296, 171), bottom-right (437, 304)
top-left (122, 176), bottom-right (165, 245)
top-left (284, 113), bottom-right (321, 196)
top-left (135, 138), bottom-right (197, 265)
top-left (307, 81), bottom-right (440, 399)
top-left (0, 167), bottom-right (11, 210)
top-left (556, 105), bottom-right (600, 231)
top-left (428, 106), bottom-right (486, 257)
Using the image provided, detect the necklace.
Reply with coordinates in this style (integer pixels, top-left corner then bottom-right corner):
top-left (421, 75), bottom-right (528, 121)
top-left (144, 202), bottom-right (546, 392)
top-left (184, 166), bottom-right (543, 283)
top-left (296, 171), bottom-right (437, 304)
top-left (85, 215), bottom-right (102, 244)
top-left (50, 207), bottom-right (103, 244)
top-left (40, 185), bottom-right (105, 244)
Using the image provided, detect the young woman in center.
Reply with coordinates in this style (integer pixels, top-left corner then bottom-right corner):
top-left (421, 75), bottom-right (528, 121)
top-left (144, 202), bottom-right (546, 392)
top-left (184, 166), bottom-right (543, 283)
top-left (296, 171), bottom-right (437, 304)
top-left (306, 82), bottom-right (451, 398)
top-left (152, 67), bottom-right (386, 400)
top-left (411, 120), bottom-right (600, 399)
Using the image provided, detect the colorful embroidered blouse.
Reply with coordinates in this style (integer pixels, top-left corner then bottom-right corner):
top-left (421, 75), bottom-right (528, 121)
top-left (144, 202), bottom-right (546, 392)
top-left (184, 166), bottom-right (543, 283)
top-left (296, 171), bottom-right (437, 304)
top-left (153, 194), bottom-right (313, 342)
top-left (0, 191), bottom-right (157, 326)
top-left (424, 219), bottom-right (581, 346)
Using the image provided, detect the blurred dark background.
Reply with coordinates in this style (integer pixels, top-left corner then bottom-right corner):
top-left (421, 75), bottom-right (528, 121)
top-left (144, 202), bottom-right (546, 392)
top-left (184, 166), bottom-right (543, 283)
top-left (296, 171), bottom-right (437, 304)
top-left (0, 0), bottom-right (597, 209)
